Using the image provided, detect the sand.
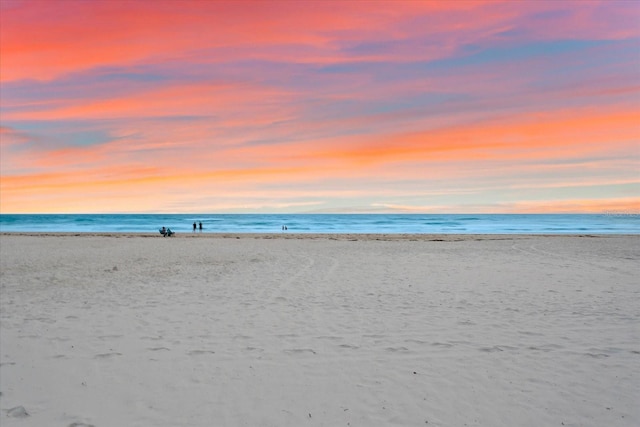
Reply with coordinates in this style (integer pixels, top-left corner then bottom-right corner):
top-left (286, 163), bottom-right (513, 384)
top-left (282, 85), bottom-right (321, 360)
top-left (0, 233), bottom-right (638, 427)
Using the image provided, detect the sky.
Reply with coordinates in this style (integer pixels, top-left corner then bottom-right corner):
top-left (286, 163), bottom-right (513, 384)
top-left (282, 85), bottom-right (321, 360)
top-left (1, 0), bottom-right (639, 214)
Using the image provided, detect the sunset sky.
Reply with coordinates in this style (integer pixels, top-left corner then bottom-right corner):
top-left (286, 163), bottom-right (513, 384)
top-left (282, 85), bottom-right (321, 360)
top-left (1, 0), bottom-right (639, 213)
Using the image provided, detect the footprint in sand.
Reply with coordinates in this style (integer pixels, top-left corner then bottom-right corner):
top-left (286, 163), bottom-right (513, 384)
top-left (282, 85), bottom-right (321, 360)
top-left (140, 336), bottom-right (164, 341)
top-left (431, 342), bottom-right (454, 348)
top-left (6, 406), bottom-right (29, 418)
top-left (98, 334), bottom-right (123, 340)
top-left (385, 346), bottom-right (410, 352)
top-left (527, 343), bottom-right (563, 352)
top-left (316, 335), bottom-right (342, 341)
top-left (478, 345), bottom-right (517, 352)
top-left (479, 346), bottom-right (503, 352)
top-left (363, 334), bottom-right (386, 339)
top-left (233, 334), bottom-right (252, 340)
top-left (284, 348), bottom-right (316, 355)
top-left (188, 350), bottom-right (216, 356)
top-left (94, 352), bottom-right (122, 359)
top-left (338, 344), bottom-right (360, 350)
top-left (585, 352), bottom-right (609, 359)
top-left (404, 339), bottom-right (428, 345)
top-left (147, 347), bottom-right (171, 352)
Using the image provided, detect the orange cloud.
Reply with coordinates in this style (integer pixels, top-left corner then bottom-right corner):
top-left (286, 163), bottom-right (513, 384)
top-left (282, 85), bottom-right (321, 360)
top-left (504, 197), bottom-right (640, 214)
top-left (4, 103), bottom-right (637, 206)
top-left (275, 105), bottom-right (640, 168)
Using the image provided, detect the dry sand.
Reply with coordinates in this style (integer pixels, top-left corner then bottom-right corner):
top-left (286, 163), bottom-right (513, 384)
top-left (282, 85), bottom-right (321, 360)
top-left (0, 233), bottom-right (638, 427)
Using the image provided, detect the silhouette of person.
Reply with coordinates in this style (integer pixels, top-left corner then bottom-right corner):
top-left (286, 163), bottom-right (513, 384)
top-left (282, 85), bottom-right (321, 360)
top-left (193, 222), bottom-right (196, 233)
top-left (199, 222), bottom-right (203, 232)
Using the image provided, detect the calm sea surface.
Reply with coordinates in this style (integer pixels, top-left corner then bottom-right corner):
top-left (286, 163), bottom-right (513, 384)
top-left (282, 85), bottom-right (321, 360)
top-left (0, 214), bottom-right (638, 234)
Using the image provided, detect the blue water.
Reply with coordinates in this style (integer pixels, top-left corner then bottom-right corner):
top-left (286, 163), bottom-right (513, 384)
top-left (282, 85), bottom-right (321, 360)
top-left (0, 214), bottom-right (638, 234)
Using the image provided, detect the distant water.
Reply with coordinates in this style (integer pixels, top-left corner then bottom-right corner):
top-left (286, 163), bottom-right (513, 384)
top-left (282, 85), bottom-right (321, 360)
top-left (0, 214), bottom-right (638, 234)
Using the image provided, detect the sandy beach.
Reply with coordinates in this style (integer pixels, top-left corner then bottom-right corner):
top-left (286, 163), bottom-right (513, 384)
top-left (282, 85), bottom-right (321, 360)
top-left (0, 233), bottom-right (638, 427)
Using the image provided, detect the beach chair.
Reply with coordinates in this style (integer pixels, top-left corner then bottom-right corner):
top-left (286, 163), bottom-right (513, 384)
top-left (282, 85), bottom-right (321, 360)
top-left (159, 228), bottom-right (167, 236)
top-left (166, 229), bottom-right (175, 237)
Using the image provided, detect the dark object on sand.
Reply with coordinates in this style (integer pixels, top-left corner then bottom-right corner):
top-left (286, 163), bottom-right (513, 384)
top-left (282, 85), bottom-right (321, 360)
top-left (159, 227), bottom-right (175, 237)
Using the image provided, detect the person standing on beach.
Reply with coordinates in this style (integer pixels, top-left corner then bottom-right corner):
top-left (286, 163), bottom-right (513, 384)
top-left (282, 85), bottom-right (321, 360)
top-left (199, 222), bottom-right (203, 232)
top-left (193, 222), bottom-right (196, 233)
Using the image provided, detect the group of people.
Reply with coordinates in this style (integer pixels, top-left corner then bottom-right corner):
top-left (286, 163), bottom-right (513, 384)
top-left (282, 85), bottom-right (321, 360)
top-left (159, 226), bottom-right (174, 237)
top-left (159, 221), bottom-right (203, 237)
top-left (161, 222), bottom-right (293, 235)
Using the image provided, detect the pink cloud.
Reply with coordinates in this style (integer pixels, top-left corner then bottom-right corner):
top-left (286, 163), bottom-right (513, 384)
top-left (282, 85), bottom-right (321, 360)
top-left (3, 1), bottom-right (637, 83)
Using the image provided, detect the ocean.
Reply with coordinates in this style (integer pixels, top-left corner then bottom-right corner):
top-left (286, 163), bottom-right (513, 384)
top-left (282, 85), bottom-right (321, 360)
top-left (0, 214), bottom-right (638, 234)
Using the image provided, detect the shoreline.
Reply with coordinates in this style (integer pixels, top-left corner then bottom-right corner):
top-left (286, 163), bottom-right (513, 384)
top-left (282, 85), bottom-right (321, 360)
top-left (1, 231), bottom-right (634, 241)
